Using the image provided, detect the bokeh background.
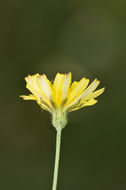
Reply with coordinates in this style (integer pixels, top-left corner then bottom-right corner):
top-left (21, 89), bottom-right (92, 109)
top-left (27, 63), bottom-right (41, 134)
top-left (0, 0), bottom-right (126, 189)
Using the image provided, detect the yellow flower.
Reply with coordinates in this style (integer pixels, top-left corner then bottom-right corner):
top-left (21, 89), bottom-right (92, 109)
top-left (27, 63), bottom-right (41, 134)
top-left (20, 72), bottom-right (105, 129)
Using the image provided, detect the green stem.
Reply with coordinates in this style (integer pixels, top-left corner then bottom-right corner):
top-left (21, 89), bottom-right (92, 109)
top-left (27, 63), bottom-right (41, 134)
top-left (52, 129), bottom-right (62, 190)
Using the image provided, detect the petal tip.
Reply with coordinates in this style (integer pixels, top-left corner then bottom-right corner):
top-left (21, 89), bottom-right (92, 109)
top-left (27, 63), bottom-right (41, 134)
top-left (19, 95), bottom-right (26, 100)
top-left (67, 72), bottom-right (71, 75)
top-left (66, 72), bottom-right (72, 78)
top-left (25, 75), bottom-right (31, 81)
top-left (101, 87), bottom-right (105, 94)
top-left (95, 78), bottom-right (100, 83)
top-left (102, 87), bottom-right (105, 91)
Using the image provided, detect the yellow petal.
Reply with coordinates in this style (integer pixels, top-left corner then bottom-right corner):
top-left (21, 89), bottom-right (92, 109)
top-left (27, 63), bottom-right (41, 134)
top-left (69, 81), bottom-right (78, 91)
top-left (65, 78), bottom-right (89, 109)
top-left (37, 100), bottom-right (52, 112)
top-left (20, 94), bottom-right (36, 100)
top-left (25, 74), bottom-right (43, 99)
top-left (70, 99), bottom-right (97, 112)
top-left (62, 72), bottom-right (72, 100)
top-left (53, 72), bottom-right (71, 106)
top-left (81, 98), bottom-right (98, 106)
top-left (37, 74), bottom-right (52, 100)
top-left (80, 79), bottom-right (100, 99)
top-left (83, 87), bottom-right (105, 101)
top-left (67, 78), bottom-right (89, 103)
top-left (53, 73), bottom-right (65, 105)
top-left (25, 74), bottom-right (53, 109)
top-left (65, 78), bottom-right (100, 111)
top-left (20, 94), bottom-right (51, 112)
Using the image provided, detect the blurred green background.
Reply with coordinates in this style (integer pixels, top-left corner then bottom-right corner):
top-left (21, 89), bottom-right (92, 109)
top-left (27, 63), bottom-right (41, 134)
top-left (0, 0), bottom-right (126, 189)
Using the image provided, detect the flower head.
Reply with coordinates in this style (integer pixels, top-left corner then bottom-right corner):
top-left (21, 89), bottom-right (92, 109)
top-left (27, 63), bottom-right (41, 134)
top-left (20, 73), bottom-right (105, 130)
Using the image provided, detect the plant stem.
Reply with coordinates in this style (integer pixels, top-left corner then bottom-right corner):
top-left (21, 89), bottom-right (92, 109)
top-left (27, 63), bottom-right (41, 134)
top-left (52, 129), bottom-right (62, 190)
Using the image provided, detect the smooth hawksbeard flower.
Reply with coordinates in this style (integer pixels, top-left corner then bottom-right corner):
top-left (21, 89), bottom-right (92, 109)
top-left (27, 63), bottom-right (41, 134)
top-left (20, 72), bottom-right (105, 190)
top-left (20, 72), bottom-right (105, 130)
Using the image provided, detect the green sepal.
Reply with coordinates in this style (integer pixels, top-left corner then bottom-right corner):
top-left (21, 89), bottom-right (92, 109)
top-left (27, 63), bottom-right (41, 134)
top-left (52, 111), bottom-right (68, 130)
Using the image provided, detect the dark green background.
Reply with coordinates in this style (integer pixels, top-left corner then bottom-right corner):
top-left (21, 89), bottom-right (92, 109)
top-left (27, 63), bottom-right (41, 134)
top-left (0, 0), bottom-right (126, 189)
